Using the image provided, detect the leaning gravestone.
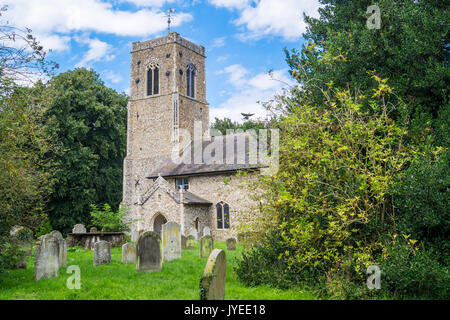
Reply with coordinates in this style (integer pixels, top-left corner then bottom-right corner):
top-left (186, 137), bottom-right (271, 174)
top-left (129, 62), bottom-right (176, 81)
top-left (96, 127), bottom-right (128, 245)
top-left (162, 221), bottom-right (181, 262)
top-left (199, 249), bottom-right (226, 300)
top-left (181, 235), bottom-right (187, 249)
top-left (199, 235), bottom-right (213, 258)
top-left (203, 227), bottom-right (211, 236)
top-left (90, 227), bottom-right (97, 233)
top-left (93, 241), bottom-right (111, 266)
top-left (34, 234), bottom-right (59, 281)
top-left (136, 231), bottom-right (162, 272)
top-left (50, 230), bottom-right (67, 267)
top-left (122, 242), bottom-right (136, 264)
top-left (226, 238), bottom-right (236, 251)
top-left (186, 235), bottom-right (195, 249)
top-left (72, 224), bottom-right (86, 234)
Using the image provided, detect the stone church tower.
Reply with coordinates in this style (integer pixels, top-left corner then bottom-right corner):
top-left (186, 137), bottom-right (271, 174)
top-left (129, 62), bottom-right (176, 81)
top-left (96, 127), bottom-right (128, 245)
top-left (123, 32), bottom-right (210, 208)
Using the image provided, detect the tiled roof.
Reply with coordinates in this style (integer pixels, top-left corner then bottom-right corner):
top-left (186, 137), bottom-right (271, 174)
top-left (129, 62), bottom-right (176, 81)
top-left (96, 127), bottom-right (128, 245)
top-left (146, 134), bottom-right (264, 178)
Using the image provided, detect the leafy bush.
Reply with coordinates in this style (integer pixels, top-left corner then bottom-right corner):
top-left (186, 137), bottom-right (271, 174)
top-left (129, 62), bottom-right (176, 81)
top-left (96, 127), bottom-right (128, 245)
top-left (36, 217), bottom-right (53, 238)
top-left (381, 237), bottom-right (449, 299)
top-left (393, 148), bottom-right (450, 264)
top-left (89, 204), bottom-right (131, 232)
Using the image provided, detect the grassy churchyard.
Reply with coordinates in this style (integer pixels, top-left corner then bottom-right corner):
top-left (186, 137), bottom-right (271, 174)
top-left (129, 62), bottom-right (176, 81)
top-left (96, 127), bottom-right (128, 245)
top-left (0, 241), bottom-right (315, 300)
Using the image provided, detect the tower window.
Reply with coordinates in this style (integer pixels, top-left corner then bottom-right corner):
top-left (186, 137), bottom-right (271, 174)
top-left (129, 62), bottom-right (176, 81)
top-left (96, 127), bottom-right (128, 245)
top-left (186, 63), bottom-right (196, 98)
top-left (147, 65), bottom-right (159, 96)
top-left (216, 202), bottom-right (230, 229)
top-left (176, 178), bottom-right (189, 190)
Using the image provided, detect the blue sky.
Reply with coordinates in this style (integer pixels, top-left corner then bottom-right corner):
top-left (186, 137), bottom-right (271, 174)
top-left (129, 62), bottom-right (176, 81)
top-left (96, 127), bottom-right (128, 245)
top-left (4, 0), bottom-right (321, 122)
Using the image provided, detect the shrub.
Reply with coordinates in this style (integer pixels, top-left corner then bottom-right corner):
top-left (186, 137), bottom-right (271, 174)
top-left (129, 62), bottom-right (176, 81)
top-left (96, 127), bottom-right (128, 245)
top-left (89, 204), bottom-right (131, 232)
top-left (381, 237), bottom-right (449, 299)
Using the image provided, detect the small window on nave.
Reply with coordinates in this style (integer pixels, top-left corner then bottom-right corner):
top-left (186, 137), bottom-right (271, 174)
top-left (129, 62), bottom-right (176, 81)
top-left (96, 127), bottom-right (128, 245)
top-left (216, 202), bottom-right (230, 229)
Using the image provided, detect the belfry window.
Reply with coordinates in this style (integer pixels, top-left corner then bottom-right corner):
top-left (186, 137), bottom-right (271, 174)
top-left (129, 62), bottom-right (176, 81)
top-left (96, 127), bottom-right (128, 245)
top-left (147, 66), bottom-right (159, 96)
top-left (186, 63), bottom-right (196, 98)
top-left (216, 202), bottom-right (230, 229)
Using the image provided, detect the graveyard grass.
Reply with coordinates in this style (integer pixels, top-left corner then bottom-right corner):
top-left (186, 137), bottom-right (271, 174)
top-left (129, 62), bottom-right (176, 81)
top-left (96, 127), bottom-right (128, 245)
top-left (0, 242), bottom-right (316, 300)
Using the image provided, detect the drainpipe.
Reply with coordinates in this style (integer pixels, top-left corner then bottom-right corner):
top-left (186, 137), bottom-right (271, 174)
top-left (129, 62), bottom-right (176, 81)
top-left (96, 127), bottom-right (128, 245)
top-left (179, 188), bottom-right (185, 236)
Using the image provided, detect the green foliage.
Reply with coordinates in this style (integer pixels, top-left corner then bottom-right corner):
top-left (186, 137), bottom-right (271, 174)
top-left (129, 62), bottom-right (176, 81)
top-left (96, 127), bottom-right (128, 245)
top-left (43, 68), bottom-right (128, 233)
top-left (286, 0), bottom-right (449, 146)
top-left (210, 117), bottom-right (267, 135)
top-left (380, 237), bottom-right (449, 299)
top-left (393, 148), bottom-right (450, 264)
top-left (89, 204), bottom-right (131, 232)
top-left (36, 217), bottom-right (53, 238)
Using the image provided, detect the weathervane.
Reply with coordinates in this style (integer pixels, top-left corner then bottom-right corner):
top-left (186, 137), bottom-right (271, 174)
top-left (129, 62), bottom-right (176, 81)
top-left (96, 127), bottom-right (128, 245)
top-left (166, 8), bottom-right (176, 34)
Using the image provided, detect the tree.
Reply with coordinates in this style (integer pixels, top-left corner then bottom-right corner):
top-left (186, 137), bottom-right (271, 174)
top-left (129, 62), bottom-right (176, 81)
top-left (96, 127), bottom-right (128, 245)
top-left (210, 117), bottom-right (267, 135)
top-left (285, 0), bottom-right (449, 145)
top-left (43, 68), bottom-right (128, 233)
top-left (0, 6), bottom-right (55, 271)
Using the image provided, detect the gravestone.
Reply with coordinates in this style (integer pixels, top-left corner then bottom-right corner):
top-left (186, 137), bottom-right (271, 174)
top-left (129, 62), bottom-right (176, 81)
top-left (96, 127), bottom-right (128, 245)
top-left (136, 231), bottom-right (162, 272)
top-left (199, 249), bottom-right (226, 300)
top-left (162, 221), bottom-right (181, 262)
top-left (94, 241), bottom-right (111, 266)
top-left (90, 227), bottom-right (97, 233)
top-left (181, 235), bottom-right (187, 249)
top-left (122, 242), bottom-right (137, 264)
top-left (186, 235), bottom-right (195, 249)
top-left (10, 226), bottom-right (33, 269)
top-left (203, 227), bottom-right (211, 236)
top-left (131, 230), bottom-right (139, 242)
top-left (34, 234), bottom-right (59, 281)
top-left (226, 238), bottom-right (236, 251)
top-left (189, 229), bottom-right (198, 241)
top-left (50, 230), bottom-right (67, 267)
top-left (72, 224), bottom-right (86, 234)
top-left (199, 235), bottom-right (213, 258)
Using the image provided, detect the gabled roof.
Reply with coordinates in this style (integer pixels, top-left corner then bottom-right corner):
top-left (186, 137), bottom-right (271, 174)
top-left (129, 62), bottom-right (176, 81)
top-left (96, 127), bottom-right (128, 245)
top-left (146, 133), bottom-right (265, 179)
top-left (140, 175), bottom-right (211, 206)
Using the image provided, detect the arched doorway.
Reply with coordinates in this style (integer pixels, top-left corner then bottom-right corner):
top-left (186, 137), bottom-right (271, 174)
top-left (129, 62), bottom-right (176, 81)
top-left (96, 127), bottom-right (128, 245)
top-left (153, 214), bottom-right (167, 236)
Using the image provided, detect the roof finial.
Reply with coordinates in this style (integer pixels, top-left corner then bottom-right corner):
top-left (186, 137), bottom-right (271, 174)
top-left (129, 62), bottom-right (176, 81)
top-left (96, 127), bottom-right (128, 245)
top-left (166, 8), bottom-right (176, 35)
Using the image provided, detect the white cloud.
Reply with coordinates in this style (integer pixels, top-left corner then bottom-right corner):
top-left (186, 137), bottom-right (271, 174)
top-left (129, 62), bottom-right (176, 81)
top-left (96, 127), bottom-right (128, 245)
top-left (120, 0), bottom-right (176, 7)
top-left (3, 0), bottom-right (193, 51)
top-left (103, 70), bottom-right (123, 84)
top-left (211, 64), bottom-right (294, 122)
top-left (75, 37), bottom-right (115, 67)
top-left (209, 0), bottom-right (321, 41)
top-left (211, 36), bottom-right (227, 48)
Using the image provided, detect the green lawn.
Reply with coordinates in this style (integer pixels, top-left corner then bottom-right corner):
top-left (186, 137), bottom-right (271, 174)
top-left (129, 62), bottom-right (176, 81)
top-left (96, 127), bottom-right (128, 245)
top-left (0, 241), bottom-right (316, 300)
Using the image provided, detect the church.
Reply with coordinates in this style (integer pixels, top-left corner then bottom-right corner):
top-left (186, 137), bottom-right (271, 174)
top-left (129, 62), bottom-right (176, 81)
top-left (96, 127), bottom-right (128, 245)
top-left (122, 32), bottom-right (265, 241)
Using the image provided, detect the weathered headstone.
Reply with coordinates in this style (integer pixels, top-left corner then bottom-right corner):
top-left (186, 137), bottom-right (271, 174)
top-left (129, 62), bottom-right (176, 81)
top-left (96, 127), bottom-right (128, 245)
top-left (181, 235), bottom-right (187, 249)
top-left (131, 230), bottom-right (139, 242)
top-left (10, 226), bottom-right (33, 269)
top-left (226, 238), bottom-right (236, 251)
top-left (203, 227), bottom-right (211, 237)
top-left (50, 230), bottom-right (67, 267)
top-left (189, 229), bottom-right (198, 241)
top-left (34, 234), bottom-right (59, 281)
top-left (186, 235), bottom-right (195, 249)
top-left (90, 227), bottom-right (97, 233)
top-left (93, 241), bottom-right (111, 266)
top-left (199, 249), bottom-right (226, 300)
top-left (200, 235), bottom-right (213, 258)
top-left (122, 242), bottom-right (136, 264)
top-left (136, 231), bottom-right (162, 272)
top-left (162, 221), bottom-right (181, 262)
top-left (72, 224), bottom-right (86, 234)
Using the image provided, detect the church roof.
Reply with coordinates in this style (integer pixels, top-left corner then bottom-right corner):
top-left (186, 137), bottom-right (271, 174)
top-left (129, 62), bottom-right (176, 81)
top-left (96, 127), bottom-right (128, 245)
top-left (146, 133), bottom-right (265, 179)
top-left (140, 175), bottom-right (211, 206)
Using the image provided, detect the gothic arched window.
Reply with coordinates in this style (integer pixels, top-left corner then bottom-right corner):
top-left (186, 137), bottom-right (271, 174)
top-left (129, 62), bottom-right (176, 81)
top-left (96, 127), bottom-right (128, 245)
top-left (147, 64), bottom-right (159, 96)
top-left (216, 202), bottom-right (230, 229)
top-left (186, 63), bottom-right (196, 98)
